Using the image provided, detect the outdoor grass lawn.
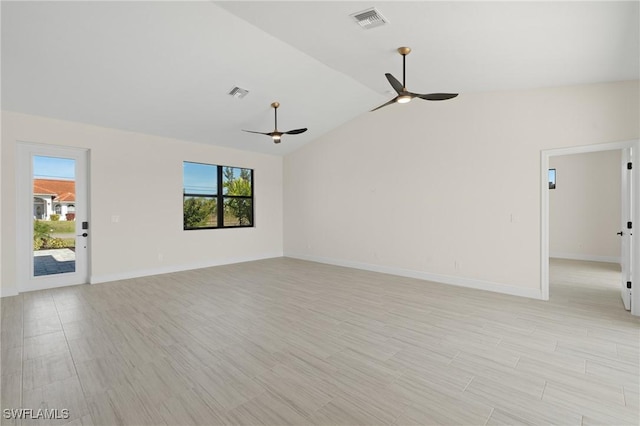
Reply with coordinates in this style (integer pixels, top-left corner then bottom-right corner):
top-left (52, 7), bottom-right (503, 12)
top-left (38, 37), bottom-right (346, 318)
top-left (42, 220), bottom-right (75, 234)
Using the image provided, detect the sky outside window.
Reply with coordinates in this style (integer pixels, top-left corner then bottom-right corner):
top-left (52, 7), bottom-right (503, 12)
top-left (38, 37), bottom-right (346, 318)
top-left (183, 162), bottom-right (217, 195)
top-left (34, 156), bottom-right (75, 179)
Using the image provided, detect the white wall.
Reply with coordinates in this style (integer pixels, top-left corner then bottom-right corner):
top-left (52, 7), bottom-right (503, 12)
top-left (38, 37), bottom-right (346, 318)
top-left (1, 111), bottom-right (283, 297)
top-left (549, 150), bottom-right (621, 262)
top-left (283, 81), bottom-right (639, 298)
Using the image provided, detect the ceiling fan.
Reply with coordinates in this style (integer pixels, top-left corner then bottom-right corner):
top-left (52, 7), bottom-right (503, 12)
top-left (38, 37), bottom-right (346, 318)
top-left (371, 47), bottom-right (458, 112)
top-left (243, 102), bottom-right (307, 144)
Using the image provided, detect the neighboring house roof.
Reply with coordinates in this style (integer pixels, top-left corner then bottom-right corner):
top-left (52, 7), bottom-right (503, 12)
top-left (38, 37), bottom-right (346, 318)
top-left (33, 179), bottom-right (75, 202)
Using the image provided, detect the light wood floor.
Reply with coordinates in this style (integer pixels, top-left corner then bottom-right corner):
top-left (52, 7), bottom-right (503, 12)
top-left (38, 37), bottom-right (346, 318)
top-left (1, 258), bottom-right (638, 425)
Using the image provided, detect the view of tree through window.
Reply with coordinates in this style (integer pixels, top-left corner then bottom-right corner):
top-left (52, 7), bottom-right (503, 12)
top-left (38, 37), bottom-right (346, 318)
top-left (183, 162), bottom-right (253, 229)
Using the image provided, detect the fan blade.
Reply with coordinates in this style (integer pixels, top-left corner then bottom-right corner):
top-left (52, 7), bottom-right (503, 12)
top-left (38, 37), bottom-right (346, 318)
top-left (416, 93), bottom-right (458, 101)
top-left (242, 130), bottom-right (272, 136)
top-left (385, 73), bottom-right (404, 94)
top-left (284, 128), bottom-right (307, 135)
top-left (370, 98), bottom-right (398, 112)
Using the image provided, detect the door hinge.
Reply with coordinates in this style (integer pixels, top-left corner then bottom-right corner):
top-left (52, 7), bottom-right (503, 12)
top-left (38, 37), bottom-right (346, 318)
top-left (627, 162), bottom-right (632, 170)
top-left (628, 221), bottom-right (633, 229)
top-left (627, 281), bottom-right (632, 289)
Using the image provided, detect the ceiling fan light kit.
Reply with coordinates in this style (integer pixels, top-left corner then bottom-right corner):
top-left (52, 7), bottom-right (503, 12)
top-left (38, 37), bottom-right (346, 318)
top-left (371, 46), bottom-right (458, 112)
top-left (242, 101), bottom-right (307, 144)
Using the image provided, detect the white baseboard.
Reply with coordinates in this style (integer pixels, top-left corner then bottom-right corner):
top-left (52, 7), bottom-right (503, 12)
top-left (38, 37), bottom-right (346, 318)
top-left (90, 252), bottom-right (283, 285)
top-left (550, 252), bottom-right (621, 264)
top-left (5, 252), bottom-right (543, 300)
top-left (285, 252), bottom-right (542, 300)
top-left (0, 287), bottom-right (19, 298)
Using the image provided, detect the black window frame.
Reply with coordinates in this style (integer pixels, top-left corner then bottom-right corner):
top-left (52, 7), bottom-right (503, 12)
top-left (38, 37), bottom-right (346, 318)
top-left (183, 161), bottom-right (254, 230)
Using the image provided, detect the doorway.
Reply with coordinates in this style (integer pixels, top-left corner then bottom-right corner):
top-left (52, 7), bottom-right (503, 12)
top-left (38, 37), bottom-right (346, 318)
top-left (541, 140), bottom-right (639, 316)
top-left (17, 143), bottom-right (90, 292)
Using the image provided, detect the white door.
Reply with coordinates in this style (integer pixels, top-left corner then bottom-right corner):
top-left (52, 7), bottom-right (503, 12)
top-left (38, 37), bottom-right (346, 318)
top-left (620, 148), bottom-right (633, 310)
top-left (17, 143), bottom-right (90, 292)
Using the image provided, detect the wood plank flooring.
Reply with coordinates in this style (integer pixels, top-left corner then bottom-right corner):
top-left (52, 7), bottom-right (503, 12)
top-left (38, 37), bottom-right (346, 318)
top-left (1, 258), bottom-right (638, 425)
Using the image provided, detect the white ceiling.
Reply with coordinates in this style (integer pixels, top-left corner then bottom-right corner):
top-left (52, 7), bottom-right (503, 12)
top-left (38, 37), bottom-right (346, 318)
top-left (2, 1), bottom-right (638, 156)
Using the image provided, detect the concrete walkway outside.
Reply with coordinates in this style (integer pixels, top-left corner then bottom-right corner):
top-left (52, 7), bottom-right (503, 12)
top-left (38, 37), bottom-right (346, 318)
top-left (33, 248), bottom-right (76, 276)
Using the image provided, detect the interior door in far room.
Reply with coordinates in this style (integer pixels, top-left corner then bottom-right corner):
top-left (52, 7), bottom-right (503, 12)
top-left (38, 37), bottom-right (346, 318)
top-left (17, 144), bottom-right (89, 292)
top-left (620, 147), bottom-right (633, 310)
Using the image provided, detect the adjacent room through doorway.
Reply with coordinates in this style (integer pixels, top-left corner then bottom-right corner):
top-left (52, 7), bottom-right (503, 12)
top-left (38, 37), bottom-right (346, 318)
top-left (548, 148), bottom-right (628, 313)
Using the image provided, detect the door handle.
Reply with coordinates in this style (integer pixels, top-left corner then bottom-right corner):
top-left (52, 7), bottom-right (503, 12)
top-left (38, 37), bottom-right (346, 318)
top-left (77, 233), bottom-right (88, 237)
top-left (617, 231), bottom-right (624, 236)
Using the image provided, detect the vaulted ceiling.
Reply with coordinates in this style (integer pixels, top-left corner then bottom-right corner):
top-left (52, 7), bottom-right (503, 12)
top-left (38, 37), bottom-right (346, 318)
top-left (2, 1), bottom-right (638, 155)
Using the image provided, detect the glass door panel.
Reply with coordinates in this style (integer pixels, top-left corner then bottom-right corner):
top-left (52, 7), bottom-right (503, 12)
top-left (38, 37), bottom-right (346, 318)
top-left (32, 155), bottom-right (77, 277)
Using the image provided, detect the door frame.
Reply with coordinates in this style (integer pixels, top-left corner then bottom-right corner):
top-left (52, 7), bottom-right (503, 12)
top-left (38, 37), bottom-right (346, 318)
top-left (540, 139), bottom-right (640, 316)
top-left (16, 142), bottom-right (91, 292)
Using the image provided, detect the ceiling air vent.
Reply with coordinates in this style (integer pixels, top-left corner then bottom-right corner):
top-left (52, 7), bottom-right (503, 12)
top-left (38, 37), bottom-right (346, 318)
top-left (350, 7), bottom-right (388, 30)
top-left (228, 86), bottom-right (249, 99)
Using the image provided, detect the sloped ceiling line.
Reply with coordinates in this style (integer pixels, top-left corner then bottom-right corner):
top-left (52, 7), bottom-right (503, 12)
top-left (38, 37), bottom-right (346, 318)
top-left (2, 1), bottom-right (638, 156)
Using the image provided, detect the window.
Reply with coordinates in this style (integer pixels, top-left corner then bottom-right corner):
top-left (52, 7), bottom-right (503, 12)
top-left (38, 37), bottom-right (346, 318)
top-left (548, 169), bottom-right (556, 189)
top-left (183, 162), bottom-right (253, 229)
